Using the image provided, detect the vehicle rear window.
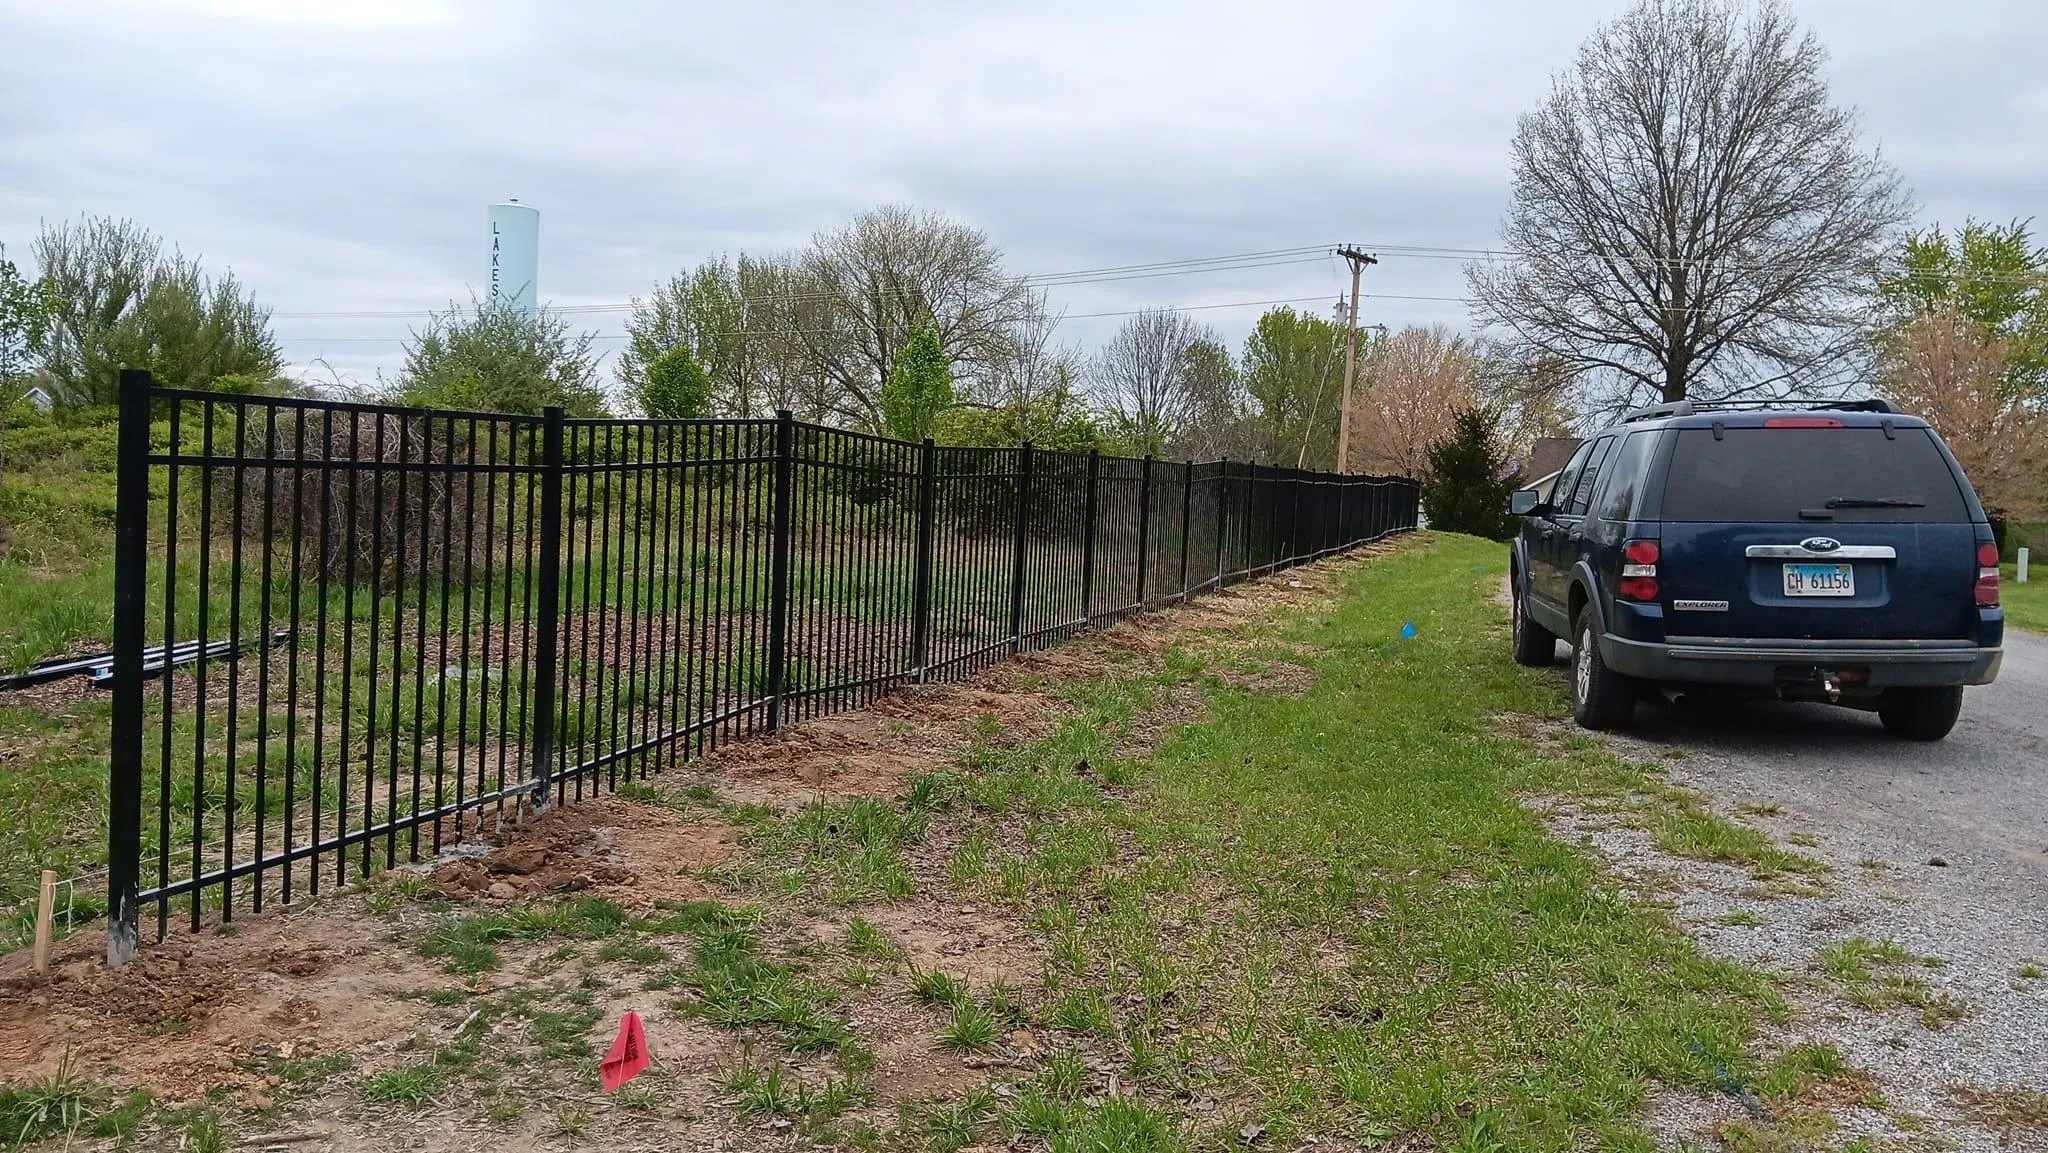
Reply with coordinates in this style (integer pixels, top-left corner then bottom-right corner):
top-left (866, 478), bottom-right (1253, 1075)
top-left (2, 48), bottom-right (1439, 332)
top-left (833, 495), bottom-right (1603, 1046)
top-left (1660, 427), bottom-right (1970, 523)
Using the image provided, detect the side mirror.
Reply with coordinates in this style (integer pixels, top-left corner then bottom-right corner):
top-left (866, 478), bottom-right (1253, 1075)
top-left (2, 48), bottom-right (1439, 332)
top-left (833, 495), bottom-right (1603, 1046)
top-left (1510, 489), bottom-right (1541, 517)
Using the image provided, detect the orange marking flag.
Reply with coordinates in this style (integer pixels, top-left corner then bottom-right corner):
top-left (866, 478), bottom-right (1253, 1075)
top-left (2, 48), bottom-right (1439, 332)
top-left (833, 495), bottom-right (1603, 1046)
top-left (600, 1011), bottom-right (651, 1092)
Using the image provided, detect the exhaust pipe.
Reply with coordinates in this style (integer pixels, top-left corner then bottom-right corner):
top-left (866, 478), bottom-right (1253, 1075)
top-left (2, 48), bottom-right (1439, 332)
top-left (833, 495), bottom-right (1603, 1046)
top-left (1660, 685), bottom-right (1689, 706)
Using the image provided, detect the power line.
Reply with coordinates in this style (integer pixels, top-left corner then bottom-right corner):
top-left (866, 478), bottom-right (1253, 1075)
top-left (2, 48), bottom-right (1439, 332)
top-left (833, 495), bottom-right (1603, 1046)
top-left (277, 293), bottom-right (1360, 346)
top-left (269, 247), bottom-right (1344, 320)
top-left (267, 236), bottom-right (2048, 323)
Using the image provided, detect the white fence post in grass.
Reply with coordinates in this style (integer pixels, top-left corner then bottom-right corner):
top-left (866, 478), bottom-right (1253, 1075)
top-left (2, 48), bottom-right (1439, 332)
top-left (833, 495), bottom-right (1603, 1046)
top-left (2019, 547), bottom-right (2030, 583)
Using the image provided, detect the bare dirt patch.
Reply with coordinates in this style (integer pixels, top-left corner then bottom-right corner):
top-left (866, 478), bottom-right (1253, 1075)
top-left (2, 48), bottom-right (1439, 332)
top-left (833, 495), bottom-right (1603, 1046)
top-left (828, 901), bottom-right (1046, 987)
top-left (0, 904), bottom-right (455, 1104)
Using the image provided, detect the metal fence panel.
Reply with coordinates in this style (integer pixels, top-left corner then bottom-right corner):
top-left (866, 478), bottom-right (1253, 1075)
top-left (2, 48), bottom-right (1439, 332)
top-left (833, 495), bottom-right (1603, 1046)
top-left (105, 372), bottom-right (1419, 960)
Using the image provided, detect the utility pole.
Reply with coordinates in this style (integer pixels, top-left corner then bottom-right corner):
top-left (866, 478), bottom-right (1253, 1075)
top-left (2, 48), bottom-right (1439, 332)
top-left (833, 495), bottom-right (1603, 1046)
top-left (1334, 246), bottom-right (1377, 473)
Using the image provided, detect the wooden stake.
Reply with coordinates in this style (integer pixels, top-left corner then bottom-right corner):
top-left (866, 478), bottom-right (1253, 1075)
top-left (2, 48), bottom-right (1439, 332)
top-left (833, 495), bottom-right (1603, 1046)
top-left (33, 869), bottom-right (57, 971)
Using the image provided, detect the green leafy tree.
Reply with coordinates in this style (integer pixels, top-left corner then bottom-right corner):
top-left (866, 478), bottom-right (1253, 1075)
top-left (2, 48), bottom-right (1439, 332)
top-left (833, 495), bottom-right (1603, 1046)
top-left (1241, 306), bottom-right (1350, 469)
top-left (1421, 407), bottom-right (1518, 541)
top-left (0, 243), bottom-right (53, 390)
top-left (880, 324), bottom-right (953, 441)
top-left (393, 300), bottom-right (608, 417)
top-left (637, 346), bottom-right (714, 418)
top-left (619, 252), bottom-right (815, 418)
top-left (31, 216), bottom-right (282, 405)
top-left (1878, 219), bottom-right (2048, 399)
top-left (937, 375), bottom-right (1104, 452)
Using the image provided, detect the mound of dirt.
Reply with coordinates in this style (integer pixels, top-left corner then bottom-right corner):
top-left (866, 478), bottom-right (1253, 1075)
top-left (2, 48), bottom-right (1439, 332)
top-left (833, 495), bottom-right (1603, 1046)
top-left (432, 795), bottom-right (738, 907)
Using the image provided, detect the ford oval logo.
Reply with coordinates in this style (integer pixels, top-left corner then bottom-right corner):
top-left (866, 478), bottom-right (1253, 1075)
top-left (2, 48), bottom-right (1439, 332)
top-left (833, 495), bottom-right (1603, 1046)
top-left (1801, 536), bottom-right (1842, 553)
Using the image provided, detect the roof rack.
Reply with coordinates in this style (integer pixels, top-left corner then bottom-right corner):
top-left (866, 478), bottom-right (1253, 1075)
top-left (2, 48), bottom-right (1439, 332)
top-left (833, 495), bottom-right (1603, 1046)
top-left (1620, 397), bottom-right (1897, 424)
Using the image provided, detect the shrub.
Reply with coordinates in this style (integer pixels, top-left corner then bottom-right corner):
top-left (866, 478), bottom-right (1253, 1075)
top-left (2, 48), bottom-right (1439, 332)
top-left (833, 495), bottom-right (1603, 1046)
top-left (1420, 406), bottom-right (1519, 540)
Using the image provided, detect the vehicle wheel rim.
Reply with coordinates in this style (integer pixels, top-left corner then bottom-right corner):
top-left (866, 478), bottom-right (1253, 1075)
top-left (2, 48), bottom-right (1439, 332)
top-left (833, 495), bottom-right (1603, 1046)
top-left (1575, 628), bottom-right (1593, 703)
top-left (1513, 593), bottom-right (1524, 642)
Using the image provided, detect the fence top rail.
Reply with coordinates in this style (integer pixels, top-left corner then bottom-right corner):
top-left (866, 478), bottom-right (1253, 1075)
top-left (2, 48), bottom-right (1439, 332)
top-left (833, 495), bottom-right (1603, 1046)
top-left (146, 384), bottom-right (548, 426)
top-left (565, 415), bottom-right (778, 431)
top-left (141, 382), bottom-right (1419, 486)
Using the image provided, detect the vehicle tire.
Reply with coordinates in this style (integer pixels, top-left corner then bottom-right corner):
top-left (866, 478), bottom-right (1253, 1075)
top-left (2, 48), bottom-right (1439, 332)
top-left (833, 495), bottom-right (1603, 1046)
top-left (1571, 617), bottom-right (1636, 730)
top-left (1878, 686), bottom-right (1963, 741)
top-left (1511, 576), bottom-right (1558, 667)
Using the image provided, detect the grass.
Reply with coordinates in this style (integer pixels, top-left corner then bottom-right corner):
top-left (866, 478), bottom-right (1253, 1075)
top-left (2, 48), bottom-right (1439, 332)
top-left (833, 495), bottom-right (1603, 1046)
top-left (735, 794), bottom-right (927, 905)
top-left (813, 533), bottom-right (1800, 1150)
top-left (1817, 937), bottom-right (1969, 1027)
top-left (939, 998), bottom-right (1003, 1050)
top-left (0, 1052), bottom-right (106, 1149)
top-left (652, 900), bottom-right (866, 1059)
top-left (411, 897), bottom-right (634, 973)
top-left (359, 1063), bottom-right (443, 1107)
top-left (910, 966), bottom-right (970, 1009)
top-left (2005, 562), bottom-right (2047, 634)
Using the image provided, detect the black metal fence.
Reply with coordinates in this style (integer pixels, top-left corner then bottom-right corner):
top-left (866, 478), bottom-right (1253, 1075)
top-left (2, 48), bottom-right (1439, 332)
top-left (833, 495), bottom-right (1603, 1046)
top-left (104, 369), bottom-right (1418, 961)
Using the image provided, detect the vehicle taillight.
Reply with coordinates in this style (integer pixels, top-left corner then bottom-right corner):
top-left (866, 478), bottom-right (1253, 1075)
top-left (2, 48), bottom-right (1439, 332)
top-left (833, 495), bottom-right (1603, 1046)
top-left (1620, 538), bottom-right (1659, 601)
top-left (1764, 417), bottom-right (1845, 428)
top-left (1977, 542), bottom-right (2000, 607)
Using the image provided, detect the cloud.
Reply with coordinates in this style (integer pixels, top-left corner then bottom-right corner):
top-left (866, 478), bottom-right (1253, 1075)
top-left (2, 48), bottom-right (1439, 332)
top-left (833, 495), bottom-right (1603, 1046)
top-left (2, 0), bottom-right (2043, 385)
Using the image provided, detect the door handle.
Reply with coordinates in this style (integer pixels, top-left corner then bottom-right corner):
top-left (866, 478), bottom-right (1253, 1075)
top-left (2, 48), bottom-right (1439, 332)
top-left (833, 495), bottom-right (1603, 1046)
top-left (1567, 529), bottom-right (1584, 543)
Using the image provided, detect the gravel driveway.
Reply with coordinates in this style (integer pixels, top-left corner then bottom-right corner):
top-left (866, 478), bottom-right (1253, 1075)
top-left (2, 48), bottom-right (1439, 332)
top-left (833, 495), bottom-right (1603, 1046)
top-left (1569, 629), bottom-right (2047, 1148)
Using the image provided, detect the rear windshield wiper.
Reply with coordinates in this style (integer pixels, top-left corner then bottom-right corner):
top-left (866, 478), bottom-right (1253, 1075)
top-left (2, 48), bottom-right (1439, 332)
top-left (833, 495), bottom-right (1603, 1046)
top-left (1824, 497), bottom-right (1924, 509)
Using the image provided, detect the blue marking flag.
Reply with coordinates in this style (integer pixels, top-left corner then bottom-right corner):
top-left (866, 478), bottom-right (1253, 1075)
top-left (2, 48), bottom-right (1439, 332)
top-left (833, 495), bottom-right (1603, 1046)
top-left (1399, 621), bottom-right (1417, 640)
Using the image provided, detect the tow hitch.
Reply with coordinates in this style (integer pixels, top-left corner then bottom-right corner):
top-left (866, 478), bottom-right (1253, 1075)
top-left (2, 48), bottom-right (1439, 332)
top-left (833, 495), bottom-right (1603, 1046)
top-left (1818, 669), bottom-right (1841, 702)
top-left (1774, 665), bottom-right (1863, 703)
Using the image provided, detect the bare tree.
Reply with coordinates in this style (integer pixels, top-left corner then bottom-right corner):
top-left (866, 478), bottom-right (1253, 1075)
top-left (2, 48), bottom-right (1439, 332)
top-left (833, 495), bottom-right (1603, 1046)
top-left (793, 205), bottom-right (1035, 430)
top-left (1350, 325), bottom-right (1480, 478)
top-left (1473, 341), bottom-right (1584, 458)
top-left (968, 291), bottom-right (1085, 429)
top-left (1881, 306), bottom-right (2047, 524)
top-left (1166, 336), bottom-right (1256, 461)
top-left (1467, 0), bottom-right (1911, 405)
top-left (1091, 309), bottom-right (1215, 455)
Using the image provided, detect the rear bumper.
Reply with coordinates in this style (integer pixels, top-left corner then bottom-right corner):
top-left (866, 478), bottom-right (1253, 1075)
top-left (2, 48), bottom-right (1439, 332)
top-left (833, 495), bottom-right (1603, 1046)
top-left (1600, 633), bottom-right (2002, 688)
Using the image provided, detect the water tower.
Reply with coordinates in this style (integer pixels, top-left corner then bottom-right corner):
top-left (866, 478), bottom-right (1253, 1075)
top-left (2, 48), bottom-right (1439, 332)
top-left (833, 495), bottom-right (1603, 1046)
top-left (487, 200), bottom-right (539, 314)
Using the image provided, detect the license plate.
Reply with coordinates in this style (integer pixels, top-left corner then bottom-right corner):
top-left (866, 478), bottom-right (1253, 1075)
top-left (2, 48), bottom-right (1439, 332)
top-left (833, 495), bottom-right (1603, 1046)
top-left (1783, 563), bottom-right (1854, 597)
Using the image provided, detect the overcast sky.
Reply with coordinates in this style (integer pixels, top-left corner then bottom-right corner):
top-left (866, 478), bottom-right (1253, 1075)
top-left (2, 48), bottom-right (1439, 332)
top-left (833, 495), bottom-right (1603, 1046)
top-left (3, 0), bottom-right (2043, 387)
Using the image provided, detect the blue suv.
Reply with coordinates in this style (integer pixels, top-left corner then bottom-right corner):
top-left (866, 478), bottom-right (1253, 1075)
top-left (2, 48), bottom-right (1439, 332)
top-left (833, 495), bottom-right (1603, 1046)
top-left (1507, 399), bottom-right (2004, 740)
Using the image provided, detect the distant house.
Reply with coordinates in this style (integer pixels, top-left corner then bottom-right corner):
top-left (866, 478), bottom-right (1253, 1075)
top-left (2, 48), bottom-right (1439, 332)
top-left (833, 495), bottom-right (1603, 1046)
top-left (20, 385), bottom-right (53, 413)
top-left (1526, 436), bottom-right (1582, 482)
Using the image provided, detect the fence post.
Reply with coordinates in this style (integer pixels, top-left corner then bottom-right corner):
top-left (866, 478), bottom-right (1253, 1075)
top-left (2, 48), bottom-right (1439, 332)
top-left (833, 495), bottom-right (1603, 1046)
top-left (764, 411), bottom-right (796, 731)
top-left (108, 368), bottom-right (151, 966)
top-left (1215, 459), bottom-right (1228, 589)
top-left (1008, 442), bottom-right (1033, 653)
top-left (1079, 448), bottom-right (1101, 625)
top-left (529, 406), bottom-right (565, 809)
top-left (1134, 454), bottom-right (1154, 610)
top-left (1244, 462), bottom-right (1259, 578)
top-left (909, 437), bottom-right (937, 682)
top-left (1178, 460), bottom-right (1193, 600)
top-left (1289, 472), bottom-right (1303, 566)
